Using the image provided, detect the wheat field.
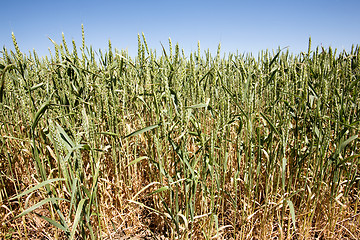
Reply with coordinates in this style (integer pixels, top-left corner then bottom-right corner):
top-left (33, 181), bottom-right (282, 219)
top-left (0, 27), bottom-right (359, 239)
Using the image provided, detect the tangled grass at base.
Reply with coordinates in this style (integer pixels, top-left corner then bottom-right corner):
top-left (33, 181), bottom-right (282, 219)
top-left (0, 30), bottom-right (360, 239)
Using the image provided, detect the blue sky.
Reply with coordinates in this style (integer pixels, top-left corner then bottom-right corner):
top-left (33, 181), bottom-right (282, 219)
top-left (1, 0), bottom-right (359, 58)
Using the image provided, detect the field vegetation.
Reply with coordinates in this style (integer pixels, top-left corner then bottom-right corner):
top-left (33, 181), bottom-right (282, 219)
top-left (1, 27), bottom-right (360, 239)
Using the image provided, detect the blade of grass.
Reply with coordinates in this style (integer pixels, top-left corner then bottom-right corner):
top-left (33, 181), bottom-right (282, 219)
top-left (9, 178), bottom-right (65, 201)
top-left (70, 198), bottom-right (87, 240)
top-left (124, 123), bottom-right (161, 138)
top-left (14, 198), bottom-right (69, 219)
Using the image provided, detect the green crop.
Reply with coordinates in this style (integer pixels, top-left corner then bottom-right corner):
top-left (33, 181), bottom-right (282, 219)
top-left (0, 28), bottom-right (359, 239)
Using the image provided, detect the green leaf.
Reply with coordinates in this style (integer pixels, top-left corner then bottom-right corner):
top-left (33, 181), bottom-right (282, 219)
top-left (260, 112), bottom-right (280, 136)
top-left (126, 156), bottom-right (148, 167)
top-left (31, 93), bottom-right (53, 131)
top-left (70, 198), bottom-right (87, 240)
top-left (124, 124), bottom-right (161, 138)
top-left (269, 50), bottom-right (281, 69)
top-left (69, 178), bottom-right (78, 216)
top-left (148, 186), bottom-right (170, 196)
top-left (186, 103), bottom-right (208, 109)
top-left (88, 160), bottom-right (101, 212)
top-left (15, 198), bottom-right (68, 219)
top-left (339, 135), bottom-right (358, 153)
top-left (131, 182), bottom-right (160, 201)
top-left (29, 82), bottom-right (45, 92)
top-left (337, 154), bottom-right (360, 168)
top-left (37, 214), bottom-right (69, 233)
top-left (168, 137), bottom-right (195, 176)
top-left (0, 64), bottom-right (16, 103)
top-left (9, 178), bottom-right (65, 201)
top-left (286, 199), bottom-right (296, 231)
top-left (265, 67), bottom-right (278, 86)
top-left (72, 144), bottom-right (91, 151)
top-left (55, 122), bottom-right (75, 150)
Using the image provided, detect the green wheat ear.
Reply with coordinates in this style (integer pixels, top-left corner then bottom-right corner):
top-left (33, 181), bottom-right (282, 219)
top-left (81, 24), bottom-right (86, 67)
top-left (72, 39), bottom-right (78, 59)
top-left (137, 33), bottom-right (142, 63)
top-left (62, 32), bottom-right (70, 56)
top-left (33, 49), bottom-right (40, 66)
top-left (216, 42), bottom-right (221, 64)
top-left (11, 32), bottom-right (22, 59)
top-left (48, 47), bottom-right (53, 60)
top-left (197, 41), bottom-right (201, 61)
top-left (175, 43), bottom-right (179, 62)
top-left (168, 37), bottom-right (173, 59)
top-left (55, 44), bottom-right (60, 63)
top-left (108, 39), bottom-right (113, 63)
top-left (142, 32), bottom-right (149, 55)
top-left (81, 24), bottom-right (85, 51)
top-left (2, 47), bottom-right (11, 64)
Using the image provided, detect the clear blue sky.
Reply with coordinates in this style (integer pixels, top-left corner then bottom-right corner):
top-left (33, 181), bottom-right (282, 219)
top-left (1, 0), bottom-right (359, 58)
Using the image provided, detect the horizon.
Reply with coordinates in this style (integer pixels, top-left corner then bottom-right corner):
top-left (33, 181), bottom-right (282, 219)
top-left (1, 0), bottom-right (360, 58)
